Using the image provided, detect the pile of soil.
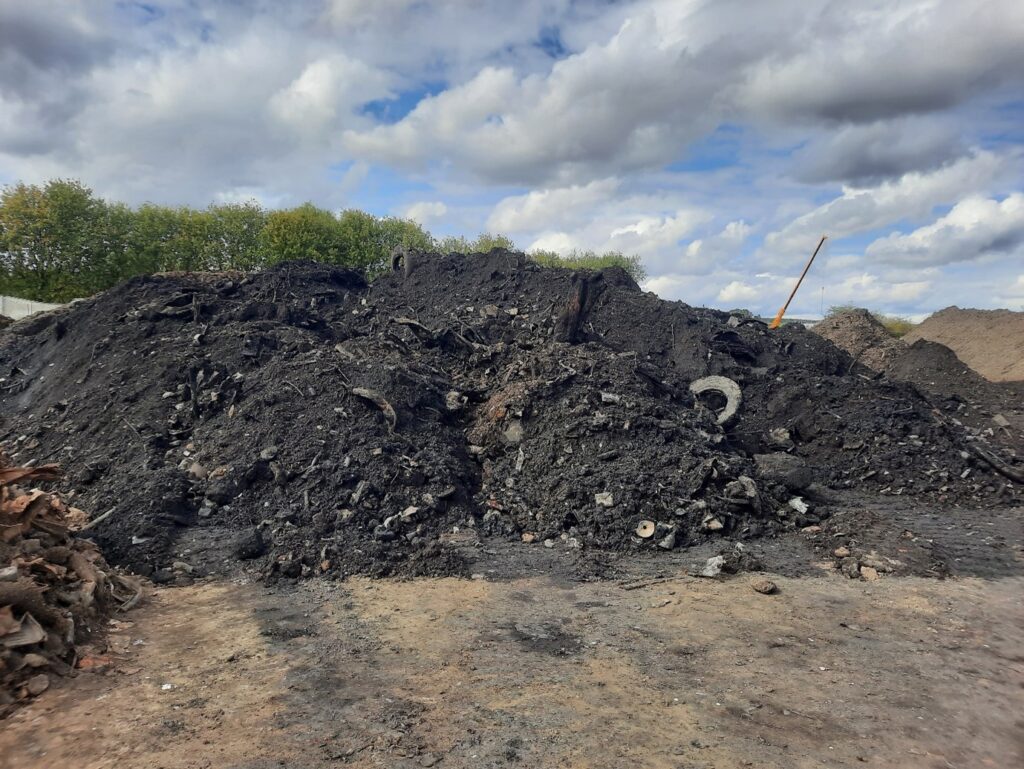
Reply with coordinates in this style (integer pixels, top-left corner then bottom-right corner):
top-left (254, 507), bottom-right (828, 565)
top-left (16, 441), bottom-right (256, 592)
top-left (814, 310), bottom-right (1024, 452)
top-left (0, 252), bottom-right (1019, 581)
top-left (812, 309), bottom-right (904, 372)
top-left (905, 307), bottom-right (1024, 382)
top-left (1, 456), bottom-right (140, 715)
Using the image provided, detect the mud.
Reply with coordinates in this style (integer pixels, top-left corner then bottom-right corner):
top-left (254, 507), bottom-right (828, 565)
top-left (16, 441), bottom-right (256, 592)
top-left (0, 253), bottom-right (1019, 582)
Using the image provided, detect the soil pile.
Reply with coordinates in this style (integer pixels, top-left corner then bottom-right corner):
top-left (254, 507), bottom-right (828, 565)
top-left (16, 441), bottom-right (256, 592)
top-left (812, 309), bottom-right (904, 372)
top-left (905, 307), bottom-right (1024, 382)
top-left (1, 454), bottom-right (140, 715)
top-left (813, 311), bottom-right (1024, 452)
top-left (0, 252), bottom-right (1019, 581)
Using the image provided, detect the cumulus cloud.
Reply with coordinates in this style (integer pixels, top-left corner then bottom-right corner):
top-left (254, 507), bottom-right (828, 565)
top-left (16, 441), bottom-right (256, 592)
top-left (487, 178), bottom-right (619, 232)
top-left (764, 151), bottom-right (1011, 256)
top-left (792, 118), bottom-right (967, 185)
top-left (402, 200), bottom-right (448, 225)
top-left (344, 0), bottom-right (1024, 186)
top-left (866, 194), bottom-right (1024, 266)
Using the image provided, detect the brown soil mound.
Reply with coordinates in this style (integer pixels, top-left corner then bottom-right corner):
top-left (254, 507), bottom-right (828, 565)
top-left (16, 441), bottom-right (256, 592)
top-left (812, 309), bottom-right (905, 372)
top-left (905, 307), bottom-right (1024, 382)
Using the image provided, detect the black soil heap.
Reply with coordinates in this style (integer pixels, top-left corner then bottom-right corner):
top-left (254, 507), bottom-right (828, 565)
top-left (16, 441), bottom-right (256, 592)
top-left (0, 252), bottom-right (1018, 578)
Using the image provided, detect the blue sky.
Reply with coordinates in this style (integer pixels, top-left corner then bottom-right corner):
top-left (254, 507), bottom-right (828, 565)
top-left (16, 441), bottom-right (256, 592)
top-left (1, 0), bottom-right (1023, 317)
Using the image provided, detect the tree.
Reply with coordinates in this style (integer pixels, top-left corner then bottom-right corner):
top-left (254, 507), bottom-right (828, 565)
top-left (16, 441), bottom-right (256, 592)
top-left (0, 180), bottom-right (106, 301)
top-left (260, 203), bottom-right (345, 265)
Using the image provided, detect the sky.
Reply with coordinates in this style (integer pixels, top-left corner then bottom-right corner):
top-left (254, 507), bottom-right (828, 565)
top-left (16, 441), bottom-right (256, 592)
top-left (1, 0), bottom-right (1023, 318)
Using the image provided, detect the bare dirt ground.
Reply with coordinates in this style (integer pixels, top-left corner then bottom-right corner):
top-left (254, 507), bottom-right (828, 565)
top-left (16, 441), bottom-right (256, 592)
top-left (3, 525), bottom-right (1022, 769)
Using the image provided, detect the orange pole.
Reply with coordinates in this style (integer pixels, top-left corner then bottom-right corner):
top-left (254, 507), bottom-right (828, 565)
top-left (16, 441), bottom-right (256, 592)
top-left (769, 235), bottom-right (827, 329)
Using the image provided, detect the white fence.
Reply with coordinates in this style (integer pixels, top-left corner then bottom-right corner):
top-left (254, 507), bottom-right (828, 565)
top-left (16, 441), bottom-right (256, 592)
top-left (0, 295), bottom-right (64, 320)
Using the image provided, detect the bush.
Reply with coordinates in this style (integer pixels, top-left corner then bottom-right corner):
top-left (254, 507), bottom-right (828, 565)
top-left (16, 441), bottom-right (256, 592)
top-left (530, 249), bottom-right (647, 283)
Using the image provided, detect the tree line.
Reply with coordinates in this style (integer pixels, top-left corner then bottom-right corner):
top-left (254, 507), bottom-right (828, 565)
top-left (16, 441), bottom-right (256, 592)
top-left (0, 179), bottom-right (645, 303)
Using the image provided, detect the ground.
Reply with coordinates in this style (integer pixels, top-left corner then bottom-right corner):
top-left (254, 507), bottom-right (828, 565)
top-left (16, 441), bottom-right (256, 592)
top-left (3, 529), bottom-right (1022, 769)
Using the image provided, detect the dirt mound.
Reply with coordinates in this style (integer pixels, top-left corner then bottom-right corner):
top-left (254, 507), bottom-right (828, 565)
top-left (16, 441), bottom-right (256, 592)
top-left (812, 309), bottom-right (905, 372)
top-left (0, 253), bottom-right (1019, 582)
top-left (905, 307), bottom-right (1024, 382)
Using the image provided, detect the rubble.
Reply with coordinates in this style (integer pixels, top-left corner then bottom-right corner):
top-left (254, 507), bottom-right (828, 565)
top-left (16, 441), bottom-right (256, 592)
top-left (1, 452), bottom-right (140, 715)
top-left (0, 252), bottom-right (1019, 582)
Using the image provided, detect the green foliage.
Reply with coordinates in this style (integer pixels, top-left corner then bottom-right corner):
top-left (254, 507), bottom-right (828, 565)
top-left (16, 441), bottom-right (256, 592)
top-left (436, 232), bottom-right (517, 255)
top-left (0, 177), bottom-right (648, 303)
top-left (826, 305), bottom-right (915, 338)
top-left (530, 248), bottom-right (647, 283)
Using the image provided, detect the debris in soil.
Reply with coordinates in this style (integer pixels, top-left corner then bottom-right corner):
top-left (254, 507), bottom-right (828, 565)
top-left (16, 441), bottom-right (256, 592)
top-left (0, 252), bottom-right (1019, 582)
top-left (1, 452), bottom-right (141, 716)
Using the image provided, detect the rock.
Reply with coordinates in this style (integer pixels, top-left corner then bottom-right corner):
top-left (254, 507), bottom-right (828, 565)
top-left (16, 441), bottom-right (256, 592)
top-left (754, 453), bottom-right (813, 491)
top-left (595, 492), bottom-right (614, 507)
top-left (151, 568), bottom-right (175, 584)
top-left (172, 560), bottom-right (194, 574)
top-left (235, 529), bottom-right (267, 560)
top-left (187, 462), bottom-right (208, 480)
top-left (993, 413), bottom-right (1010, 428)
top-left (657, 529), bottom-right (677, 550)
top-left (860, 565), bottom-right (880, 581)
top-left (26, 674), bottom-right (49, 696)
top-left (697, 555), bottom-right (725, 578)
top-left (543, 539), bottom-right (555, 549)
top-left (502, 420), bottom-right (524, 445)
top-left (205, 477), bottom-right (238, 505)
top-left (751, 579), bottom-right (778, 595)
top-left (521, 533), bottom-right (536, 543)
top-left (839, 557), bottom-right (860, 579)
top-left (833, 546), bottom-right (851, 558)
top-left (419, 753), bottom-right (441, 767)
top-left (801, 525), bottom-right (821, 534)
top-left (600, 391), bottom-right (621, 404)
top-left (703, 516), bottom-right (724, 532)
top-left (0, 565), bottom-right (18, 582)
top-left (259, 446), bottom-right (279, 461)
top-left (22, 653), bottom-right (49, 668)
top-left (788, 497), bottom-right (810, 514)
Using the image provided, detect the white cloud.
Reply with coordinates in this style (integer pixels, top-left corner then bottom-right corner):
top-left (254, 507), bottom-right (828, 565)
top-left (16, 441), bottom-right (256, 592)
top-left (994, 275), bottom-right (1024, 307)
top-left (402, 200), bottom-right (448, 225)
top-left (717, 280), bottom-right (760, 304)
top-left (487, 178), bottom-right (619, 232)
top-left (763, 151), bottom-right (1010, 256)
top-left (866, 194), bottom-right (1024, 266)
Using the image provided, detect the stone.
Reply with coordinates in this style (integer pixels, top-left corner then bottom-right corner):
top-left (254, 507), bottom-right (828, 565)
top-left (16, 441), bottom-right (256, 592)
top-left (595, 492), bottom-right (614, 507)
top-left (259, 446), bottom-right (279, 461)
top-left (751, 579), bottom-right (778, 595)
top-left (839, 557), bottom-right (860, 579)
top-left (754, 452), bottom-right (813, 491)
top-left (22, 653), bottom-right (49, 668)
top-left (833, 546), bottom-right (851, 558)
top-left (187, 462), bottom-right (208, 480)
top-left (697, 555), bottom-right (725, 578)
top-left (521, 533), bottom-right (536, 543)
top-left (860, 565), bottom-right (880, 581)
top-left (235, 529), bottom-right (267, 560)
top-left (26, 674), bottom-right (49, 696)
